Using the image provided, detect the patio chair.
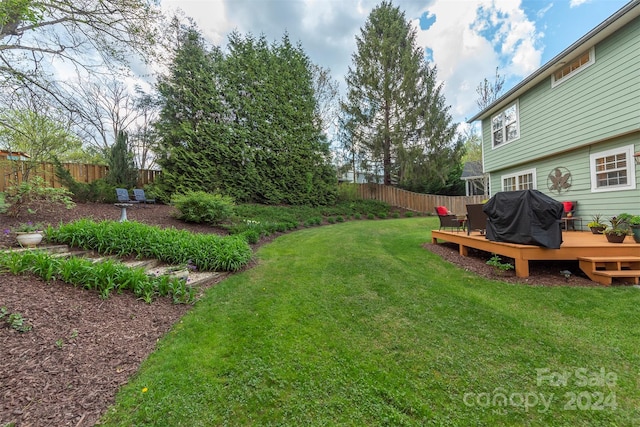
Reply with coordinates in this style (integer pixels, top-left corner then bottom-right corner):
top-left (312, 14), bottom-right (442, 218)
top-left (115, 188), bottom-right (140, 205)
top-left (435, 206), bottom-right (465, 231)
top-left (561, 201), bottom-right (578, 230)
top-left (133, 188), bottom-right (156, 205)
top-left (466, 203), bottom-right (488, 235)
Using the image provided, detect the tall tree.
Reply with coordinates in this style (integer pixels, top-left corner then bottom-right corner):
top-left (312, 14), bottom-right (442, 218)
top-left (154, 25), bottom-right (231, 198)
top-left (0, 0), bottom-right (161, 107)
top-left (222, 32), bottom-right (336, 205)
top-left (310, 64), bottom-right (341, 135)
top-left (341, 1), bottom-right (461, 191)
top-left (63, 76), bottom-right (140, 157)
top-left (476, 67), bottom-right (505, 110)
top-left (155, 25), bottom-right (336, 205)
top-left (106, 130), bottom-right (138, 188)
top-left (129, 90), bottom-right (160, 170)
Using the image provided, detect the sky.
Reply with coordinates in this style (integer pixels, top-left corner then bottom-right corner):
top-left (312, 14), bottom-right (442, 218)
top-left (160, 0), bottom-right (631, 126)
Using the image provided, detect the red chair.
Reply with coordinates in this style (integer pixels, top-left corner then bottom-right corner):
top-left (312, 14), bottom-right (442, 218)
top-left (435, 206), bottom-right (465, 231)
top-left (561, 201), bottom-right (578, 230)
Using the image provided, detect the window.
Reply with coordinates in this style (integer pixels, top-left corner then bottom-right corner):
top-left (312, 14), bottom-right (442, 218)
top-left (491, 102), bottom-right (519, 147)
top-left (552, 47), bottom-right (595, 87)
top-left (502, 169), bottom-right (536, 191)
top-left (590, 145), bottom-right (636, 192)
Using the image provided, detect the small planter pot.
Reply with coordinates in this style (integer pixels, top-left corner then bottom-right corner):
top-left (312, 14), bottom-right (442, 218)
top-left (589, 226), bottom-right (605, 235)
top-left (631, 226), bottom-right (640, 243)
top-left (604, 233), bottom-right (626, 244)
top-left (15, 231), bottom-right (43, 248)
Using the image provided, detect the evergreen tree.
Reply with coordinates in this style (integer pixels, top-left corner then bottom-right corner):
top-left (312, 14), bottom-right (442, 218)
top-left (222, 32), bottom-right (336, 205)
top-left (341, 1), bottom-right (462, 192)
top-left (154, 25), bottom-right (336, 205)
top-left (154, 25), bottom-right (236, 198)
top-left (106, 130), bottom-right (138, 188)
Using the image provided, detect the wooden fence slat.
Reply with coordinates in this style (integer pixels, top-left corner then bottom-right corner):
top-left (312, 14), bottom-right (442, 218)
top-left (354, 183), bottom-right (483, 213)
top-left (0, 160), bottom-right (160, 192)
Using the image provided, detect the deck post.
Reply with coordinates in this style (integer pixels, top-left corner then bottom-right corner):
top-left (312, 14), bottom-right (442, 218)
top-left (514, 257), bottom-right (529, 277)
top-left (459, 245), bottom-right (468, 256)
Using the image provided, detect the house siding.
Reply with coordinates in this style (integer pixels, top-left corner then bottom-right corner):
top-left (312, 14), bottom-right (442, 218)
top-left (488, 132), bottom-right (640, 224)
top-left (483, 16), bottom-right (640, 173)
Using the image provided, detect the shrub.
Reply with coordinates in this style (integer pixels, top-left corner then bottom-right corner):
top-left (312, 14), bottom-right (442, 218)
top-left (336, 183), bottom-right (359, 202)
top-left (327, 217), bottom-right (336, 224)
top-left (377, 212), bottom-right (387, 219)
top-left (4, 176), bottom-right (75, 217)
top-left (405, 211), bottom-right (414, 218)
top-left (171, 191), bottom-right (235, 225)
top-left (336, 215), bottom-right (345, 222)
top-left (367, 213), bottom-right (375, 220)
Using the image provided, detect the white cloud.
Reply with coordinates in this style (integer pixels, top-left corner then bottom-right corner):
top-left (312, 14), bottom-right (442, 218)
top-left (412, 0), bottom-right (542, 119)
top-left (570, 0), bottom-right (590, 8)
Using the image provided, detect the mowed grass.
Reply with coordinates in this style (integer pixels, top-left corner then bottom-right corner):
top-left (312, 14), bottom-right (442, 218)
top-left (101, 217), bottom-right (640, 426)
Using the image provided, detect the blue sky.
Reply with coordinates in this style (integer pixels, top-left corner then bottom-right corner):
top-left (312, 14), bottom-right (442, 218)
top-left (161, 0), bottom-right (630, 125)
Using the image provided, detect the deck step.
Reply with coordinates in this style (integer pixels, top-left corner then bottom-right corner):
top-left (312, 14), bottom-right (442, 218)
top-left (578, 256), bottom-right (640, 286)
top-left (591, 271), bottom-right (640, 285)
top-left (577, 256), bottom-right (640, 263)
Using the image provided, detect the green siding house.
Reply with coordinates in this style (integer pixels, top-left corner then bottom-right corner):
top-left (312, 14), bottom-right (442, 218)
top-left (468, 0), bottom-right (640, 227)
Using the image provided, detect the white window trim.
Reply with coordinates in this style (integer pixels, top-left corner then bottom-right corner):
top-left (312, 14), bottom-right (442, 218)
top-left (490, 101), bottom-right (520, 149)
top-left (501, 168), bottom-right (537, 192)
top-left (551, 47), bottom-right (595, 88)
top-left (589, 145), bottom-right (636, 193)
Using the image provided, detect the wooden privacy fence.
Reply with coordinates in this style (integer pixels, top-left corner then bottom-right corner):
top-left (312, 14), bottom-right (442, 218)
top-left (355, 183), bottom-right (485, 214)
top-left (0, 160), bottom-right (161, 193)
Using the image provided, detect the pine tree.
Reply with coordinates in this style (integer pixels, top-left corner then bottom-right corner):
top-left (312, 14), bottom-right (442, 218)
top-left (342, 1), bottom-right (462, 192)
top-left (106, 130), bottom-right (138, 188)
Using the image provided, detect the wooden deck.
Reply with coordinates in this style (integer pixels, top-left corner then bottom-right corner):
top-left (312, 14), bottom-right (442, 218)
top-left (431, 229), bottom-right (640, 280)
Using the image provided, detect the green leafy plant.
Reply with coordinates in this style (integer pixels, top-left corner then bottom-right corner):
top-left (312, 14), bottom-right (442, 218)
top-left (4, 176), bottom-right (75, 217)
top-left (586, 214), bottom-right (605, 228)
top-left (604, 216), bottom-right (630, 236)
top-left (12, 221), bottom-right (44, 232)
top-left (171, 191), bottom-right (235, 225)
top-left (486, 255), bottom-right (514, 273)
top-left (0, 250), bottom-right (198, 304)
top-left (0, 307), bottom-right (32, 332)
top-left (47, 219), bottom-right (252, 272)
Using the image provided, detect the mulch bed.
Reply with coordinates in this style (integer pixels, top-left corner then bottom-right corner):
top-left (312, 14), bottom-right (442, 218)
top-left (0, 203), bottom-right (599, 426)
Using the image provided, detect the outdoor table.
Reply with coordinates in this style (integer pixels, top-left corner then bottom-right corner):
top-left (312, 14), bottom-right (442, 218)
top-left (114, 203), bottom-right (133, 222)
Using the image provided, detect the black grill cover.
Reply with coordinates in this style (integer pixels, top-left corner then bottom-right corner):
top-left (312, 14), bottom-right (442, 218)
top-left (483, 190), bottom-right (563, 248)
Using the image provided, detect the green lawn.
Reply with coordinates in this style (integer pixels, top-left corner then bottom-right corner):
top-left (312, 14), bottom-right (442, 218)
top-left (100, 217), bottom-right (640, 426)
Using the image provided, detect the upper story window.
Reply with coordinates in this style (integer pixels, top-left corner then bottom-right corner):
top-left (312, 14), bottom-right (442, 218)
top-left (552, 47), bottom-right (595, 87)
top-left (491, 102), bottom-right (519, 148)
top-left (590, 145), bottom-right (636, 193)
top-left (502, 168), bottom-right (536, 192)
